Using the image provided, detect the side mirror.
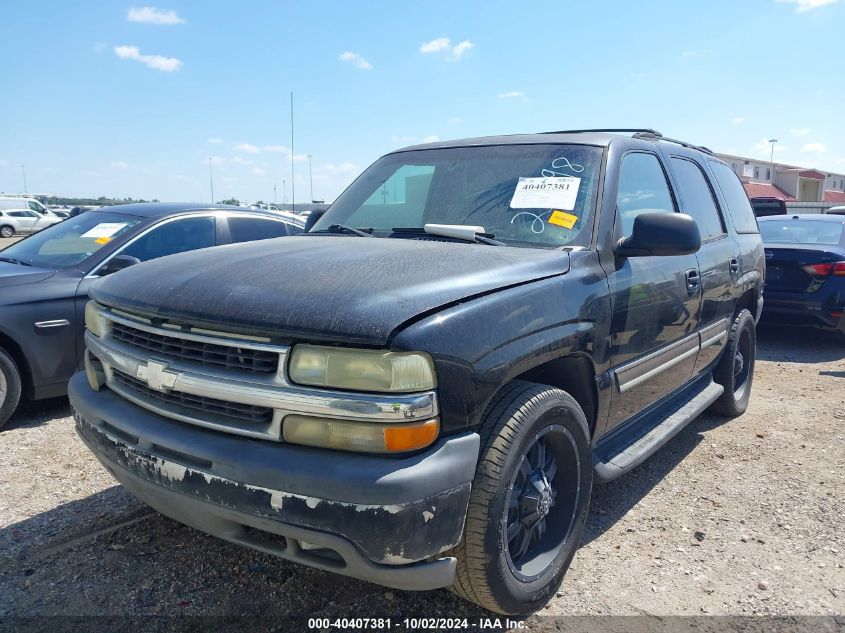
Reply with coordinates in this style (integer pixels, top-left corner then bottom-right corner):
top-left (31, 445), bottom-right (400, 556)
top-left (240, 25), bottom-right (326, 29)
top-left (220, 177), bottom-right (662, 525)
top-left (616, 212), bottom-right (701, 258)
top-left (304, 209), bottom-right (326, 232)
top-left (99, 254), bottom-right (141, 276)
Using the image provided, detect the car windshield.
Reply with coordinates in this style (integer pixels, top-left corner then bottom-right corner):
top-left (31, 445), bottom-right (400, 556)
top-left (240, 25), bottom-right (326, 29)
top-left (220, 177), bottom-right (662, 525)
top-left (0, 211), bottom-right (143, 269)
top-left (313, 144), bottom-right (604, 248)
top-left (760, 219), bottom-right (844, 245)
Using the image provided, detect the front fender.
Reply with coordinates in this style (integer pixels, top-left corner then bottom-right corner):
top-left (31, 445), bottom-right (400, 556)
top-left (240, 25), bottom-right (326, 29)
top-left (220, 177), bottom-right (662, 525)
top-left (390, 258), bottom-right (611, 433)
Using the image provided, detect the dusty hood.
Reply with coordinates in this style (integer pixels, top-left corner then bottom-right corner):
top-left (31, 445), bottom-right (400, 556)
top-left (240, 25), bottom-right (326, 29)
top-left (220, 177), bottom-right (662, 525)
top-left (91, 236), bottom-right (570, 346)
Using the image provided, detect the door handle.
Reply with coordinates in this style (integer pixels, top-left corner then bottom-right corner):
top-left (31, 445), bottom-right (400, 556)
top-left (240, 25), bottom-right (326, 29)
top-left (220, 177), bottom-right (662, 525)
top-left (729, 257), bottom-right (740, 274)
top-left (685, 268), bottom-right (700, 293)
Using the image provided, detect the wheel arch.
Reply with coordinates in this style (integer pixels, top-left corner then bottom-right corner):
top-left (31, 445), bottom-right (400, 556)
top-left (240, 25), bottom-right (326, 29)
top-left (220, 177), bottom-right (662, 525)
top-left (0, 330), bottom-right (32, 399)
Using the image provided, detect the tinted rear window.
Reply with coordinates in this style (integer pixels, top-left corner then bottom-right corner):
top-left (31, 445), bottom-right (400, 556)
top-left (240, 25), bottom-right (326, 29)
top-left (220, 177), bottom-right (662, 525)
top-left (709, 161), bottom-right (759, 234)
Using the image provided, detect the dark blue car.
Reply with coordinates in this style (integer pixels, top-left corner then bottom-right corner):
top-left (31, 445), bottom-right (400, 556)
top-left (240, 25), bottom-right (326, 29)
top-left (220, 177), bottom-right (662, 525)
top-left (759, 214), bottom-right (845, 332)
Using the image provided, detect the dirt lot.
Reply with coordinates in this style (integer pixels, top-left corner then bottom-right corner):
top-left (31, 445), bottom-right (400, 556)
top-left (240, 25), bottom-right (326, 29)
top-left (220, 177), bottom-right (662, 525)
top-left (0, 325), bottom-right (843, 626)
top-left (0, 236), bottom-right (24, 248)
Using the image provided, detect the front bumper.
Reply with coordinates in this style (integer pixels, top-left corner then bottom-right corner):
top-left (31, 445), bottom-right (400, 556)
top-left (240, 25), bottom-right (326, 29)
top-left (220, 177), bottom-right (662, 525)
top-left (69, 372), bottom-right (480, 590)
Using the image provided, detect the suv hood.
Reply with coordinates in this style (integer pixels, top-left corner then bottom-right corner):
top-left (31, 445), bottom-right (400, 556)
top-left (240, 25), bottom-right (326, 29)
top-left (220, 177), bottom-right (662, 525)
top-left (91, 236), bottom-right (570, 346)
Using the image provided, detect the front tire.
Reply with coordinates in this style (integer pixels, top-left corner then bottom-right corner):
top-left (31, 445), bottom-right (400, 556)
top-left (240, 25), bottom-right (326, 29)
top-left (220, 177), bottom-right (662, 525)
top-left (0, 348), bottom-right (23, 429)
top-left (710, 309), bottom-right (756, 416)
top-left (451, 380), bottom-right (592, 615)
top-left (0, 225), bottom-right (14, 239)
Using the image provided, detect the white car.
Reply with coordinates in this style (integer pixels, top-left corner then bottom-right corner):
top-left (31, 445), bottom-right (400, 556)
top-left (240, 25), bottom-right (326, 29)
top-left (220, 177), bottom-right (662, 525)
top-left (826, 205), bottom-right (845, 216)
top-left (0, 208), bottom-right (62, 237)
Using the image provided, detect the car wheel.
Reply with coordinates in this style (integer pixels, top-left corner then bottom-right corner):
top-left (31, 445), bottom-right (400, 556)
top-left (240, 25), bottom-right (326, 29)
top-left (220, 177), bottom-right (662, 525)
top-left (0, 347), bottom-right (23, 429)
top-left (450, 380), bottom-right (593, 615)
top-left (0, 225), bottom-right (14, 238)
top-left (710, 309), bottom-right (756, 417)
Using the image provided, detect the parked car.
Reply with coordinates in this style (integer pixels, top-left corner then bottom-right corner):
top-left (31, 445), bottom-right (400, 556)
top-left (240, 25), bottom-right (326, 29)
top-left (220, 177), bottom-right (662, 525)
top-left (825, 205), bottom-right (845, 216)
top-left (758, 214), bottom-right (845, 331)
top-left (0, 202), bottom-right (304, 427)
top-left (70, 130), bottom-right (764, 614)
top-left (0, 208), bottom-right (63, 236)
top-left (749, 196), bottom-right (787, 217)
top-left (0, 197), bottom-right (53, 216)
top-left (50, 209), bottom-right (70, 219)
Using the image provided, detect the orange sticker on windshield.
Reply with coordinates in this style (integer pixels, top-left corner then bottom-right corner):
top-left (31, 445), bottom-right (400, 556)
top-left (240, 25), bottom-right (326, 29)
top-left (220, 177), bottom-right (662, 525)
top-left (94, 237), bottom-right (112, 245)
top-left (548, 210), bottom-right (578, 229)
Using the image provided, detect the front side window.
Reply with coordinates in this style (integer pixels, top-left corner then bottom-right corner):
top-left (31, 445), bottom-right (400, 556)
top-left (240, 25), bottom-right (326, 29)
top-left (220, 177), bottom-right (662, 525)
top-left (616, 152), bottom-right (676, 237)
top-left (670, 157), bottom-right (725, 240)
top-left (121, 216), bottom-right (216, 262)
top-left (314, 144), bottom-right (604, 248)
top-left (0, 211), bottom-right (142, 268)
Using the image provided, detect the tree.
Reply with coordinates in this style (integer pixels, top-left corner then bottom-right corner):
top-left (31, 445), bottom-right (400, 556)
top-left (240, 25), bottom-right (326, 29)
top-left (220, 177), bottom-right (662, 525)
top-left (218, 198), bottom-right (240, 205)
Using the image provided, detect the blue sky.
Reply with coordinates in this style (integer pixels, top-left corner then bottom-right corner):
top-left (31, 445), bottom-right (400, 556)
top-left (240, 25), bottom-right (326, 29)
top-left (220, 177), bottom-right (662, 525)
top-left (1, 0), bottom-right (843, 203)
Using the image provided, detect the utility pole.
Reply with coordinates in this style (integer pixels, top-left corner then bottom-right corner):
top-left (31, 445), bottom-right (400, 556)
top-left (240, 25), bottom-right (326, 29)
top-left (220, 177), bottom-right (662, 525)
top-left (768, 139), bottom-right (778, 182)
top-left (290, 92), bottom-right (295, 213)
top-left (207, 157), bottom-right (215, 203)
top-left (308, 154), bottom-right (314, 203)
top-left (21, 165), bottom-right (27, 194)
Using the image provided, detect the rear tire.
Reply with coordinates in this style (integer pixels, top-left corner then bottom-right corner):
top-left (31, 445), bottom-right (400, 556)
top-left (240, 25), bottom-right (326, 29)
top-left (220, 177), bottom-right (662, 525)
top-left (710, 309), bottom-right (756, 416)
top-left (0, 225), bottom-right (14, 238)
top-left (450, 380), bottom-right (592, 615)
top-left (0, 347), bottom-right (23, 429)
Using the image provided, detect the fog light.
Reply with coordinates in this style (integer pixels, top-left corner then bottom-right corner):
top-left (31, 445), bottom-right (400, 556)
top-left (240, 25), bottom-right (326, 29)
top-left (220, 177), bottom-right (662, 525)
top-left (85, 351), bottom-right (105, 391)
top-left (283, 415), bottom-right (439, 453)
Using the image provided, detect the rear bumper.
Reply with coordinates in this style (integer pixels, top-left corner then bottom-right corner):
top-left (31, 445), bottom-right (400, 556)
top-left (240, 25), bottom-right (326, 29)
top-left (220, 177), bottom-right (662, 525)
top-left (761, 292), bottom-right (843, 329)
top-left (69, 372), bottom-right (480, 590)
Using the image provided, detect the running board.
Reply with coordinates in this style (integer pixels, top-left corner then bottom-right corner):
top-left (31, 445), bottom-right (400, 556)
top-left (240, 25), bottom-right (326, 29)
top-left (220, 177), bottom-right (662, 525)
top-left (593, 380), bottom-right (724, 483)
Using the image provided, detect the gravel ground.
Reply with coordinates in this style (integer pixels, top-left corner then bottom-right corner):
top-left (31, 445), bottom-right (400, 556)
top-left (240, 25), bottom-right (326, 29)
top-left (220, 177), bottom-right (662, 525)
top-left (0, 324), bottom-right (843, 626)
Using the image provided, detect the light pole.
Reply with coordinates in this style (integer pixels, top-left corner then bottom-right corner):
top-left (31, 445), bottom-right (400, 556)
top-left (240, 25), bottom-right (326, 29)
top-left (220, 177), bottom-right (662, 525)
top-left (274, 184), bottom-right (277, 206)
top-left (21, 165), bottom-right (27, 194)
top-left (308, 154), bottom-right (314, 203)
top-left (282, 180), bottom-right (287, 205)
top-left (768, 139), bottom-right (778, 181)
top-left (207, 157), bottom-right (215, 203)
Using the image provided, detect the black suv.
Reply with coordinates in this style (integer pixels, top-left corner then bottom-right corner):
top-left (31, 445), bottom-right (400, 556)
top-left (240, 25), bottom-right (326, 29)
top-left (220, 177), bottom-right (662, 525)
top-left (70, 130), bottom-right (764, 614)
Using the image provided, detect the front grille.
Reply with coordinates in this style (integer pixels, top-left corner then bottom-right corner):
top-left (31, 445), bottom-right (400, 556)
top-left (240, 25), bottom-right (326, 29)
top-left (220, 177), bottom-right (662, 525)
top-left (111, 321), bottom-right (279, 374)
top-left (111, 369), bottom-right (273, 426)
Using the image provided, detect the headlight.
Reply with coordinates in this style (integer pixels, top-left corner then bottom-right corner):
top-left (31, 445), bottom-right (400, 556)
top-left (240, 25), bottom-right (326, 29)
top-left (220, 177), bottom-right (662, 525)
top-left (283, 415), bottom-right (439, 453)
top-left (288, 345), bottom-right (436, 392)
top-left (84, 301), bottom-right (107, 337)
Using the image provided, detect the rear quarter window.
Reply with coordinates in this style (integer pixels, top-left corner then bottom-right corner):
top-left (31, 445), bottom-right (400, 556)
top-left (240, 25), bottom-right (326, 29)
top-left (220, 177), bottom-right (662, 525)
top-left (708, 161), bottom-right (759, 234)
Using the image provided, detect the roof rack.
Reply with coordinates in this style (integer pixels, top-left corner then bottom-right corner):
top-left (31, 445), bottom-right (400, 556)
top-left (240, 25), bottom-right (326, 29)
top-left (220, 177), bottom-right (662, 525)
top-left (540, 128), bottom-right (714, 156)
top-left (631, 131), bottom-right (714, 156)
top-left (541, 128), bottom-right (663, 136)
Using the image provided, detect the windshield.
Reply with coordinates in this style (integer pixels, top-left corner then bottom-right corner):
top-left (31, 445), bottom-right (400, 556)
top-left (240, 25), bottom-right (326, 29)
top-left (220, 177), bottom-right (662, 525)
top-left (314, 144), bottom-right (604, 248)
top-left (760, 219), bottom-right (844, 245)
top-left (0, 211), bottom-right (143, 268)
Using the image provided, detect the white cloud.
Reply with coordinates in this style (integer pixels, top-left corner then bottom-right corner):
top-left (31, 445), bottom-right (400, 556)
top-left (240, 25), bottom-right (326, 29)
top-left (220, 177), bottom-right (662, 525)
top-left (774, 0), bottom-right (839, 13)
top-left (233, 142), bottom-right (260, 154)
top-left (263, 145), bottom-right (288, 153)
top-left (801, 142), bottom-right (827, 153)
top-left (789, 128), bottom-right (811, 136)
top-left (231, 156), bottom-right (254, 165)
top-left (315, 162), bottom-right (358, 176)
top-left (449, 40), bottom-right (474, 61)
top-left (498, 91), bottom-right (525, 99)
top-left (127, 6), bottom-right (185, 25)
top-left (339, 51), bottom-right (373, 70)
top-left (110, 161), bottom-right (129, 169)
top-left (207, 137), bottom-right (222, 144)
top-left (419, 37), bottom-right (474, 61)
top-left (114, 45), bottom-right (182, 72)
top-left (731, 117), bottom-right (745, 125)
top-left (251, 167), bottom-right (267, 176)
top-left (420, 38), bottom-right (451, 53)
top-left (448, 117), bottom-right (463, 125)
top-left (422, 135), bottom-right (440, 143)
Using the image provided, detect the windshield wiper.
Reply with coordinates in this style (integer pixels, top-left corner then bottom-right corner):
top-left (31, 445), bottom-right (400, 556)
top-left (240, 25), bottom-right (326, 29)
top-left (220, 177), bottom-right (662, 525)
top-left (0, 256), bottom-right (32, 267)
top-left (315, 224), bottom-right (374, 238)
top-left (392, 224), bottom-right (507, 246)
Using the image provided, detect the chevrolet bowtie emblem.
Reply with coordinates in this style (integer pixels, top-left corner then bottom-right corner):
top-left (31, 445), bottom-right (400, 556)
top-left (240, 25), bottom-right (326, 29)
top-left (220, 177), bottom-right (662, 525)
top-left (136, 359), bottom-right (178, 392)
